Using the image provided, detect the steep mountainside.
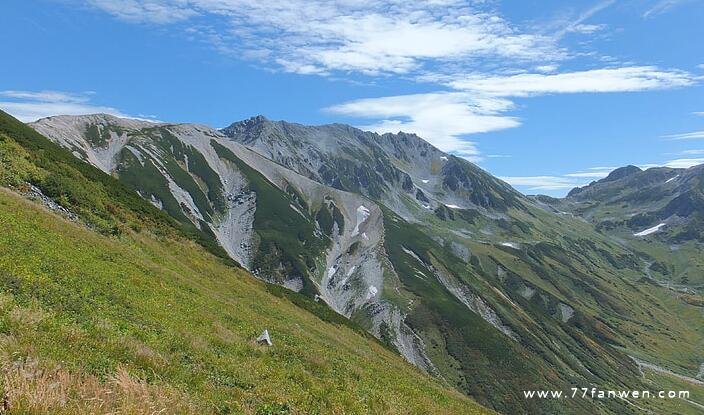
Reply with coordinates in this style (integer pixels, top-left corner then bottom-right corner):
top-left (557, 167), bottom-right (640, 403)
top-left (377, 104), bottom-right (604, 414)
top-left (29, 113), bottom-right (704, 414)
top-left (221, 116), bottom-right (523, 219)
top-left (0, 110), bottom-right (487, 414)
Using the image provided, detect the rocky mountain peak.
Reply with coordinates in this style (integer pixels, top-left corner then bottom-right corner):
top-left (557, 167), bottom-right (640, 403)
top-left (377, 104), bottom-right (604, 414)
top-left (601, 165), bottom-right (642, 183)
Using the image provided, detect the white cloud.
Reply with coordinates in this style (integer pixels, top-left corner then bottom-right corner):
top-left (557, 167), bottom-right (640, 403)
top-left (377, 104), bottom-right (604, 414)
top-left (499, 175), bottom-right (582, 191)
top-left (326, 92), bottom-right (519, 160)
top-left (564, 170), bottom-right (612, 178)
top-left (87, 0), bottom-right (197, 23)
top-left (86, 0), bottom-right (562, 76)
top-left (681, 149), bottom-right (704, 155)
top-left (662, 130), bottom-right (704, 140)
top-left (643, 0), bottom-right (691, 18)
top-left (555, 0), bottom-right (613, 38)
top-left (81, 0), bottom-right (699, 164)
top-left (504, 157), bottom-right (704, 195)
top-left (449, 66), bottom-right (694, 96)
top-left (569, 23), bottom-right (606, 34)
top-left (693, 112), bottom-right (704, 116)
top-left (500, 166), bottom-right (615, 192)
top-left (325, 66), bottom-right (695, 158)
top-left (0, 90), bottom-right (133, 122)
top-left (659, 158), bottom-right (704, 168)
top-left (534, 64), bottom-right (559, 73)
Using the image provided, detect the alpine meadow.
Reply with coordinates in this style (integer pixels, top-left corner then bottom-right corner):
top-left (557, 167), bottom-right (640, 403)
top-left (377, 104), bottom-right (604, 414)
top-left (1, 1), bottom-right (703, 414)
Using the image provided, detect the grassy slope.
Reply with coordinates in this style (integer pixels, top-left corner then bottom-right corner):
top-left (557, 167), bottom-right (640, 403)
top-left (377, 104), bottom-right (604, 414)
top-left (0, 108), bottom-right (487, 414)
top-left (0, 190), bottom-right (485, 414)
top-left (0, 110), bottom-right (231, 264)
top-left (639, 368), bottom-right (704, 415)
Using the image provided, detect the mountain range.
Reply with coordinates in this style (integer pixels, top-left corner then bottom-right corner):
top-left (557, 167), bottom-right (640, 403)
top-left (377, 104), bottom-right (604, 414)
top-left (0, 109), bottom-right (702, 414)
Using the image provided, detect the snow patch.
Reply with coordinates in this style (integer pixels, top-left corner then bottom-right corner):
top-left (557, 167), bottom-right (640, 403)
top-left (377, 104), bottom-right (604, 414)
top-left (444, 204), bottom-right (461, 209)
top-left (500, 242), bottom-right (520, 249)
top-left (440, 156), bottom-right (448, 161)
top-left (634, 223), bottom-right (666, 237)
top-left (401, 246), bottom-right (424, 264)
top-left (366, 285), bottom-right (378, 300)
top-left (346, 266), bottom-right (356, 277)
top-left (665, 175), bottom-right (679, 184)
top-left (351, 205), bottom-right (371, 237)
top-left (421, 179), bottom-right (429, 184)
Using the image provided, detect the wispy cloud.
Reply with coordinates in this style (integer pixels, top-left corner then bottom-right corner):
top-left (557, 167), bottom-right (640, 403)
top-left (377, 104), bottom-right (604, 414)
top-left (500, 166), bottom-right (614, 192)
top-left (662, 130), bottom-right (704, 140)
top-left (86, 0), bottom-right (562, 76)
top-left (503, 157), bottom-right (704, 195)
top-left (643, 0), bottom-right (691, 19)
top-left (564, 166), bottom-right (617, 178)
top-left (499, 175), bottom-right (583, 191)
top-left (448, 66), bottom-right (694, 96)
top-left (82, 0), bottom-right (698, 161)
top-left (87, 0), bottom-right (197, 23)
top-left (0, 90), bottom-right (132, 122)
top-left (555, 0), bottom-right (614, 38)
top-left (659, 158), bottom-right (704, 168)
top-left (328, 66), bottom-right (695, 157)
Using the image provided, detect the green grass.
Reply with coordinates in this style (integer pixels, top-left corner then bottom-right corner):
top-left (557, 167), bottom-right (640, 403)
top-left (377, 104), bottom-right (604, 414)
top-left (0, 109), bottom-right (492, 414)
top-left (0, 187), bottom-right (487, 414)
top-left (637, 368), bottom-right (704, 415)
top-left (381, 208), bottom-right (593, 414)
top-left (0, 110), bottom-right (231, 263)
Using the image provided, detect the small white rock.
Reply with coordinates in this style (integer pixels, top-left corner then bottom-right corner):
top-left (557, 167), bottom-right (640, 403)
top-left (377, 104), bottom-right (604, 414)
top-left (256, 329), bottom-right (272, 346)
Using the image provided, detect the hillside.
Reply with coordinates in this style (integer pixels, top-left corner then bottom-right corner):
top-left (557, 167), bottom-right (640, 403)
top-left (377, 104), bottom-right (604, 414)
top-left (0, 110), bottom-right (488, 414)
top-left (23, 112), bottom-right (704, 414)
top-left (538, 163), bottom-right (704, 290)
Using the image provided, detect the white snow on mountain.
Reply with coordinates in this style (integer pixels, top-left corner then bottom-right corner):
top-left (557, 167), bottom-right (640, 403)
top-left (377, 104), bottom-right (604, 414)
top-left (634, 223), bottom-right (666, 236)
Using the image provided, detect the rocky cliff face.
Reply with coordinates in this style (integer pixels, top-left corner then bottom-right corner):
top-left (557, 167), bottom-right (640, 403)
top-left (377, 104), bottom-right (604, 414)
top-left (31, 114), bottom-right (704, 414)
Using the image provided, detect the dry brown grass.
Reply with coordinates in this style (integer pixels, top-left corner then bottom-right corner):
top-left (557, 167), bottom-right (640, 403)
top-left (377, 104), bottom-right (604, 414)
top-left (1, 357), bottom-right (197, 414)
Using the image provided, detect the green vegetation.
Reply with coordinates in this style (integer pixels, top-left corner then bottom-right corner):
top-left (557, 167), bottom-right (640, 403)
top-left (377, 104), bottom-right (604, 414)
top-left (0, 110), bottom-right (231, 263)
top-left (211, 140), bottom-right (328, 296)
top-left (0, 190), bottom-right (485, 414)
top-left (0, 110), bottom-right (487, 414)
top-left (315, 201), bottom-right (344, 237)
top-left (382, 208), bottom-right (587, 414)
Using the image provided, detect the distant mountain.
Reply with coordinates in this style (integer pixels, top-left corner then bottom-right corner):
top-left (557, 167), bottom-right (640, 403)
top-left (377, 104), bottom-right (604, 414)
top-left (537, 162), bottom-right (704, 294)
top-left (565, 164), bottom-right (704, 242)
top-left (28, 113), bottom-right (704, 414)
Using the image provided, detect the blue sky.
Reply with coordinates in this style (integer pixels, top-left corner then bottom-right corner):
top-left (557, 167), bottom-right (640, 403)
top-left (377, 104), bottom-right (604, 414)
top-left (1, 0), bottom-right (703, 196)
